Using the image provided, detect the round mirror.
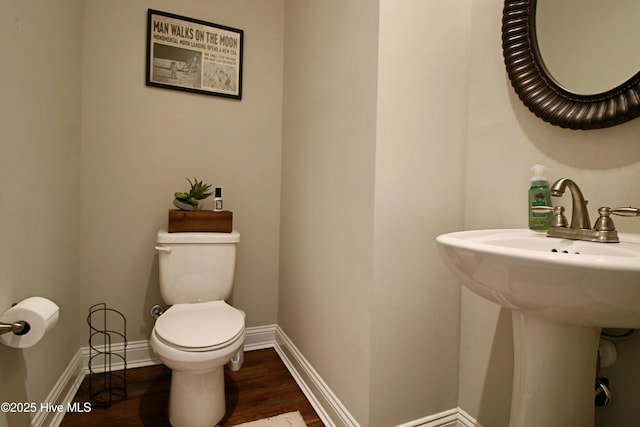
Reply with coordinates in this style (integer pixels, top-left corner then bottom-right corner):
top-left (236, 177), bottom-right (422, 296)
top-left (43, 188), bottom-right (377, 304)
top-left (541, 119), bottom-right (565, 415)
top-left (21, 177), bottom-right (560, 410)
top-left (502, 0), bottom-right (640, 130)
top-left (536, 0), bottom-right (640, 96)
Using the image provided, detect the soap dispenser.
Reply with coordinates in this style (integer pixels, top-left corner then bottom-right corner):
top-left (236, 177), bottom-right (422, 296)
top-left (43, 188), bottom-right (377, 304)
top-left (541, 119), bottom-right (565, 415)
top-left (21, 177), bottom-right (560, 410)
top-left (529, 164), bottom-right (552, 231)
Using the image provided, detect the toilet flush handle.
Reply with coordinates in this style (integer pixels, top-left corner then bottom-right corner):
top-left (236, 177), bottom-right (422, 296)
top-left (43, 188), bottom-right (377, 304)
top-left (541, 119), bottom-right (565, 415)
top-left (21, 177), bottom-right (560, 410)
top-left (155, 246), bottom-right (172, 253)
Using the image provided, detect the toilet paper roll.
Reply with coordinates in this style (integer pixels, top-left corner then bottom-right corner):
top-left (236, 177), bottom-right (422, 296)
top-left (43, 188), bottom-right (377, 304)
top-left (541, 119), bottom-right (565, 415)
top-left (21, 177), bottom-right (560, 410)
top-left (0, 297), bottom-right (59, 349)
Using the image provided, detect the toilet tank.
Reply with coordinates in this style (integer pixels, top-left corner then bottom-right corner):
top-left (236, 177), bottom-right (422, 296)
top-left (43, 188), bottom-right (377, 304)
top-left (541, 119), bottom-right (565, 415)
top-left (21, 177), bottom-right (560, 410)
top-left (155, 230), bottom-right (240, 304)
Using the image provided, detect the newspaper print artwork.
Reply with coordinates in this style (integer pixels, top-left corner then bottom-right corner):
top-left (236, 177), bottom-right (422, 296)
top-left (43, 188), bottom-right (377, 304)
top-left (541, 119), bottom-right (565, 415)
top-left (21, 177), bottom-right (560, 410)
top-left (146, 9), bottom-right (243, 99)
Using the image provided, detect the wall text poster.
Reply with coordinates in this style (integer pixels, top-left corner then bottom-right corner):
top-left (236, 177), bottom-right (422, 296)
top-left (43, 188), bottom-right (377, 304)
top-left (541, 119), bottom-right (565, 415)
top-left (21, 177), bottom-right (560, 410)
top-left (146, 9), bottom-right (243, 99)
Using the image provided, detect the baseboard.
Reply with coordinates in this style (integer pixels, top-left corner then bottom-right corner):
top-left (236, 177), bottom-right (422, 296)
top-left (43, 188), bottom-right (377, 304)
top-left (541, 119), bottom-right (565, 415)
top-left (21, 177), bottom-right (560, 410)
top-left (273, 326), bottom-right (358, 427)
top-left (395, 407), bottom-right (480, 427)
top-left (457, 409), bottom-right (481, 427)
top-left (243, 323), bottom-right (278, 351)
top-left (272, 326), bottom-right (479, 427)
top-left (42, 325), bottom-right (478, 427)
top-left (32, 349), bottom-right (85, 427)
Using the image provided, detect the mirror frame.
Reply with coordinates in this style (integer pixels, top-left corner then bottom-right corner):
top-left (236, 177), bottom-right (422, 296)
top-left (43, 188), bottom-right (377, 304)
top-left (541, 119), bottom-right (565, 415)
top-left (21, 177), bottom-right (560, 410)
top-left (502, 0), bottom-right (640, 130)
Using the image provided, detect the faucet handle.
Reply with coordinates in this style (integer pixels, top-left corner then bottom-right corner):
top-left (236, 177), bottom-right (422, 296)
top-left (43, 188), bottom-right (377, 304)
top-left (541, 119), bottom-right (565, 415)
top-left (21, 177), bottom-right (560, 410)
top-left (609, 207), bottom-right (640, 217)
top-left (594, 207), bottom-right (640, 232)
top-left (531, 205), bottom-right (568, 228)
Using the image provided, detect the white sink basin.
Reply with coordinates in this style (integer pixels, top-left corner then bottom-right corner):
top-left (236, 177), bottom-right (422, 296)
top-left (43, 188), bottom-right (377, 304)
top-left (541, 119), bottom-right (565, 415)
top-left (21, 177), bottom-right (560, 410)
top-left (436, 228), bottom-right (640, 328)
top-left (436, 229), bottom-right (640, 427)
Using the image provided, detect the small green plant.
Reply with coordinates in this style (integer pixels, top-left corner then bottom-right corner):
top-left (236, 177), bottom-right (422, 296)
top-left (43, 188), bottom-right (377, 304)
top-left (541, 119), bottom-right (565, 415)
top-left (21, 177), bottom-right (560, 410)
top-left (174, 177), bottom-right (213, 208)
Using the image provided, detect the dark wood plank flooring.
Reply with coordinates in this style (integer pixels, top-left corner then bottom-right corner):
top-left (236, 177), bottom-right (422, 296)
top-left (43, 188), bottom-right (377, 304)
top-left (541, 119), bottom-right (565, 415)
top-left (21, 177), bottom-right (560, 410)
top-left (61, 348), bottom-right (324, 427)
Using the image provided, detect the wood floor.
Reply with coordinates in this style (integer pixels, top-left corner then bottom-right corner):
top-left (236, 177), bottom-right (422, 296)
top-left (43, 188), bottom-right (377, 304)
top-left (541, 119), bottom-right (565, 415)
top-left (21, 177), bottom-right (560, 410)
top-left (61, 348), bottom-right (324, 427)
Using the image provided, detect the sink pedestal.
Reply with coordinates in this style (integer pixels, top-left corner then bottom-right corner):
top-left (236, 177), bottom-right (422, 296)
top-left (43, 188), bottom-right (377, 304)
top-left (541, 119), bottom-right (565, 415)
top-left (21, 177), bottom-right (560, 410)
top-left (436, 229), bottom-right (640, 426)
top-left (510, 312), bottom-right (601, 427)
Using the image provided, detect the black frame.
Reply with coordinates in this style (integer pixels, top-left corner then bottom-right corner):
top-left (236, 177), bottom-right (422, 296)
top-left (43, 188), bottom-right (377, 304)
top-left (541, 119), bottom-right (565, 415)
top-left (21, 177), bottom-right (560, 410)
top-left (502, 0), bottom-right (640, 130)
top-left (146, 9), bottom-right (243, 99)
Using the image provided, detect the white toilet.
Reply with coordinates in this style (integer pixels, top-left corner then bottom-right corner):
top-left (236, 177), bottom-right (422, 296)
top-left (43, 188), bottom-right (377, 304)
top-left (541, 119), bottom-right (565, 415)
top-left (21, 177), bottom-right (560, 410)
top-left (150, 229), bottom-right (245, 427)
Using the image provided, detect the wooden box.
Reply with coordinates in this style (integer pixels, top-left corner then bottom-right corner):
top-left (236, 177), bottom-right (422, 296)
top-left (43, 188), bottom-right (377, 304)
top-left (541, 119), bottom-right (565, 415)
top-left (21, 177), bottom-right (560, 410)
top-left (168, 210), bottom-right (233, 233)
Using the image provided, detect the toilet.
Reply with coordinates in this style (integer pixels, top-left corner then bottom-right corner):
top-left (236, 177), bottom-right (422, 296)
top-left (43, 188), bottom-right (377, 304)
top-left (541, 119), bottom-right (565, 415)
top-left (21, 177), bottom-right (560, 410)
top-left (150, 229), bottom-right (244, 427)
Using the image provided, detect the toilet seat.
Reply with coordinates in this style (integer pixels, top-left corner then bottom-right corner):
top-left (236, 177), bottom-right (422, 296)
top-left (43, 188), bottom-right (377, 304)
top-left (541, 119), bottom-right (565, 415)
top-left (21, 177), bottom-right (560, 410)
top-left (154, 301), bottom-right (244, 352)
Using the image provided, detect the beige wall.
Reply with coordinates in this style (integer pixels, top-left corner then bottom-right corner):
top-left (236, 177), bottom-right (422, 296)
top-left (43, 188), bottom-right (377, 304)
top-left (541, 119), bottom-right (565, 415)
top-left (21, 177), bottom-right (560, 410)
top-left (280, 1), bottom-right (469, 425)
top-left (79, 0), bottom-right (284, 340)
top-left (462, 0), bottom-right (640, 426)
top-left (0, 1), bottom-right (83, 426)
top-left (371, 1), bottom-right (469, 425)
top-left (279, 1), bottom-right (378, 423)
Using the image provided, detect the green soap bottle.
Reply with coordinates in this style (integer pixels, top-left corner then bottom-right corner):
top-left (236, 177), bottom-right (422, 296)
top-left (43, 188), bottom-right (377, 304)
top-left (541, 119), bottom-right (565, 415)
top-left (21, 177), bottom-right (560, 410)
top-left (528, 164), bottom-right (552, 231)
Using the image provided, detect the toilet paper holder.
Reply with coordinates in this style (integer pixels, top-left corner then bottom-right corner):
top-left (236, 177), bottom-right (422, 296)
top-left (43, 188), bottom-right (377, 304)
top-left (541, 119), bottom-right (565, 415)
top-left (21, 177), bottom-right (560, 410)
top-left (0, 320), bottom-right (29, 336)
top-left (1, 301), bottom-right (29, 336)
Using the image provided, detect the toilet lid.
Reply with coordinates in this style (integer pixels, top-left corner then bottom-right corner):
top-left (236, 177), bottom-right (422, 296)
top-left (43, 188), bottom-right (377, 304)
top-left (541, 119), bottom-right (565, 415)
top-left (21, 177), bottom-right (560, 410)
top-left (154, 301), bottom-right (244, 351)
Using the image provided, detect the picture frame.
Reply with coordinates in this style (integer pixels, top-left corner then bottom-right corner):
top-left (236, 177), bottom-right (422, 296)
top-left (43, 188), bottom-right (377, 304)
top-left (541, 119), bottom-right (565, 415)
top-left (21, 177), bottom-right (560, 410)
top-left (146, 9), bottom-right (243, 99)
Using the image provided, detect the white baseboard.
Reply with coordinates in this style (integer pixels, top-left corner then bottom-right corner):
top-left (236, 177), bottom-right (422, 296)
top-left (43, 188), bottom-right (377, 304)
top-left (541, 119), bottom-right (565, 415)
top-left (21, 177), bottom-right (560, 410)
top-left (41, 325), bottom-right (479, 427)
top-left (243, 324), bottom-right (278, 351)
top-left (272, 326), bottom-right (480, 427)
top-left (273, 326), bottom-right (357, 427)
top-left (395, 407), bottom-right (480, 427)
top-left (32, 349), bottom-right (85, 427)
top-left (457, 409), bottom-right (481, 427)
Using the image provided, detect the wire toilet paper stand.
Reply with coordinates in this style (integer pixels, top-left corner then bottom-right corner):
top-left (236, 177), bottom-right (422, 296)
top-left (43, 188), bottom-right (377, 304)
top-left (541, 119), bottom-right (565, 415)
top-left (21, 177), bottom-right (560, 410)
top-left (87, 303), bottom-right (127, 407)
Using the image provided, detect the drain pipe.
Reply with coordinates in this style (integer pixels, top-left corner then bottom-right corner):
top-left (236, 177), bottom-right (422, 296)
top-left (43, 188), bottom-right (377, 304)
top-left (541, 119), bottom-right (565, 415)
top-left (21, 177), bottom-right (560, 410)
top-left (595, 377), bottom-right (611, 407)
top-left (227, 309), bottom-right (246, 372)
top-left (595, 338), bottom-right (618, 406)
top-left (150, 305), bottom-right (164, 318)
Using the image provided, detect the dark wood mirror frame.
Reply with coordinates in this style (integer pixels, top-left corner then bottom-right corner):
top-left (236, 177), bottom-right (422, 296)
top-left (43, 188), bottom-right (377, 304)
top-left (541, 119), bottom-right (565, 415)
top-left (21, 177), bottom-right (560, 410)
top-left (502, 0), bottom-right (640, 130)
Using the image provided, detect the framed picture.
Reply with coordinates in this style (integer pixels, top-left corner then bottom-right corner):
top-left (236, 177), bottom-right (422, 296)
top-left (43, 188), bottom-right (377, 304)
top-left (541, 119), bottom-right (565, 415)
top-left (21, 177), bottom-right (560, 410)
top-left (146, 9), bottom-right (243, 99)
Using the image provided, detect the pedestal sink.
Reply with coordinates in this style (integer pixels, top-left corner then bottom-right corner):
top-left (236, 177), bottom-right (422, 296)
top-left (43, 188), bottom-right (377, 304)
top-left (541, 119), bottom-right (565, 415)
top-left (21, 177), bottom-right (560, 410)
top-left (436, 229), bottom-right (640, 427)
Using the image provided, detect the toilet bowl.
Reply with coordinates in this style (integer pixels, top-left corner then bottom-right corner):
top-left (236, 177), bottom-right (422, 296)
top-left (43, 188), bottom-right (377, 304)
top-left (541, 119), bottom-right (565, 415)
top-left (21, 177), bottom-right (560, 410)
top-left (151, 228), bottom-right (243, 427)
top-left (150, 300), bottom-right (245, 427)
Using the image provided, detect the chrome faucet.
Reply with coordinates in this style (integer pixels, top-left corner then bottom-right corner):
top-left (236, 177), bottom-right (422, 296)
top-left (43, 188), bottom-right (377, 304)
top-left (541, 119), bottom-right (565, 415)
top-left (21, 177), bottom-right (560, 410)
top-left (533, 178), bottom-right (640, 243)
top-left (550, 178), bottom-right (591, 229)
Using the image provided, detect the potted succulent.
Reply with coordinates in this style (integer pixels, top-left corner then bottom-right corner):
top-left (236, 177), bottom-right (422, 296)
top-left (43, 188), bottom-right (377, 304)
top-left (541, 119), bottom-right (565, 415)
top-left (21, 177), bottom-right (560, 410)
top-left (168, 177), bottom-right (232, 232)
top-left (173, 177), bottom-right (213, 211)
